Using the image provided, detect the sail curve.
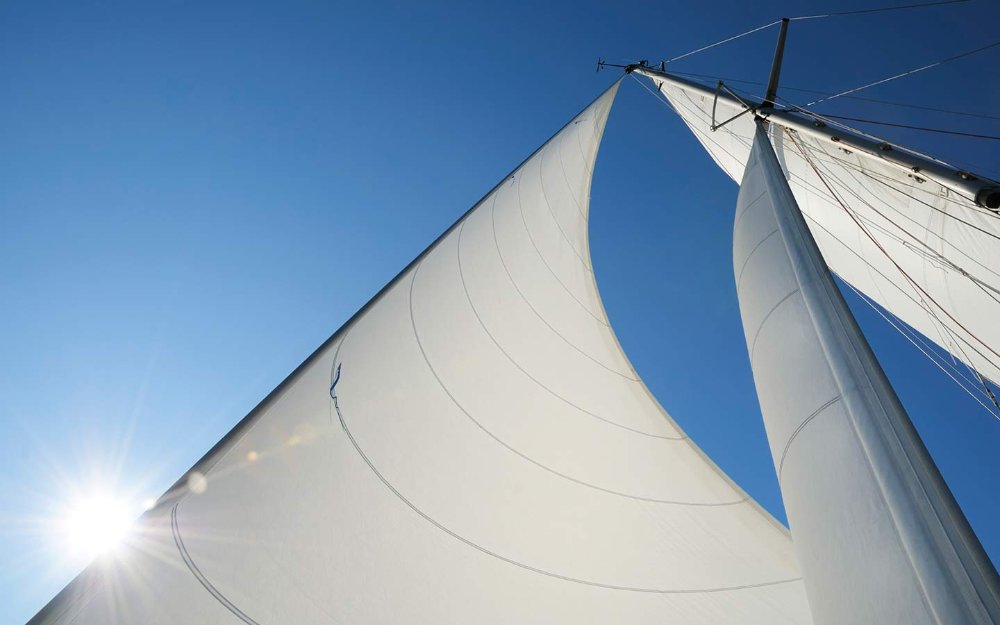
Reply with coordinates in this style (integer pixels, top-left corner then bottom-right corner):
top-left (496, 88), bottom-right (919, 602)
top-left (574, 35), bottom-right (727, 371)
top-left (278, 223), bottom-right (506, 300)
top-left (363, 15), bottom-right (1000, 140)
top-left (640, 69), bottom-right (1000, 388)
top-left (30, 81), bottom-right (813, 625)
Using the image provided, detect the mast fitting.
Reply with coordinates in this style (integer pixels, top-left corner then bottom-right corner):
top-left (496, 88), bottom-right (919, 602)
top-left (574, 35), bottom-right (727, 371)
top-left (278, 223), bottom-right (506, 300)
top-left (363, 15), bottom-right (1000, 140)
top-left (976, 187), bottom-right (1000, 210)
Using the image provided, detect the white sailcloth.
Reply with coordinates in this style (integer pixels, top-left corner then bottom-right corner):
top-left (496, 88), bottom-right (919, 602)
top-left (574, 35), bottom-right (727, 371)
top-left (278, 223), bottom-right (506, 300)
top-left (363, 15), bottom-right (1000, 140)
top-left (640, 69), bottom-right (1000, 387)
top-left (30, 82), bottom-right (813, 624)
top-left (734, 121), bottom-right (1000, 624)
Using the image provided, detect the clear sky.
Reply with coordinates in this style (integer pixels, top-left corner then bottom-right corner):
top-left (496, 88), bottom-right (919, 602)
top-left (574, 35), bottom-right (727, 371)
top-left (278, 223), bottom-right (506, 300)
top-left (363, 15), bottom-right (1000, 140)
top-left (2, 0), bottom-right (999, 622)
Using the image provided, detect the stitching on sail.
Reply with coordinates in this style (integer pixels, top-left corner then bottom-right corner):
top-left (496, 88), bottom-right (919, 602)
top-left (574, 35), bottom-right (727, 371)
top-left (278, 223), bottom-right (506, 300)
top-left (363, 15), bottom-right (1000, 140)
top-left (735, 228), bottom-right (780, 291)
top-left (777, 396), bottom-right (842, 481)
top-left (798, 207), bottom-right (1000, 381)
top-left (171, 505), bottom-right (260, 625)
top-left (556, 130), bottom-right (589, 221)
top-left (512, 170), bottom-right (610, 326)
top-left (457, 218), bottom-right (678, 439)
top-left (749, 289), bottom-right (801, 364)
top-left (493, 184), bottom-right (639, 380)
top-left (408, 255), bottom-right (741, 505)
top-left (534, 142), bottom-right (593, 269)
top-left (789, 135), bottom-right (1000, 288)
top-left (793, 140), bottom-right (1000, 297)
top-left (733, 189), bottom-right (769, 233)
top-left (330, 338), bottom-right (802, 594)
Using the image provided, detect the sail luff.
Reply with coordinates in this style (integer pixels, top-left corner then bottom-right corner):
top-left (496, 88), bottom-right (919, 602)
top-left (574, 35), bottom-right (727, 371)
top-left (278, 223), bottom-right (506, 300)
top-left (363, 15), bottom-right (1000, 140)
top-left (734, 120), bottom-right (1000, 624)
top-left (30, 81), bottom-right (815, 625)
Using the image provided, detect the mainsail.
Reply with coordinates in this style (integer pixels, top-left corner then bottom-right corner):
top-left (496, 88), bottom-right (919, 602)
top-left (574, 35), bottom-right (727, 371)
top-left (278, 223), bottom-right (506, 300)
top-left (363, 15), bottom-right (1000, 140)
top-left (31, 82), bottom-right (815, 624)
top-left (636, 67), bottom-right (1000, 388)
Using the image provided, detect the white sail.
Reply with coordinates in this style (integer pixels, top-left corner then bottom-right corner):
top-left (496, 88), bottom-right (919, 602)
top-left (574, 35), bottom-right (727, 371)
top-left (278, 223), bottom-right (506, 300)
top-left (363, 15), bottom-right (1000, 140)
top-left (637, 68), bottom-right (1000, 387)
top-left (734, 121), bottom-right (1000, 624)
top-left (30, 83), bottom-right (814, 624)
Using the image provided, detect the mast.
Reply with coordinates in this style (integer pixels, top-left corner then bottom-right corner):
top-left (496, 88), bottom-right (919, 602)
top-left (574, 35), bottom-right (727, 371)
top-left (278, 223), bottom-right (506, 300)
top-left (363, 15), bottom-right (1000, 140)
top-left (631, 65), bottom-right (1000, 209)
top-left (761, 17), bottom-right (789, 109)
top-left (734, 118), bottom-right (1000, 623)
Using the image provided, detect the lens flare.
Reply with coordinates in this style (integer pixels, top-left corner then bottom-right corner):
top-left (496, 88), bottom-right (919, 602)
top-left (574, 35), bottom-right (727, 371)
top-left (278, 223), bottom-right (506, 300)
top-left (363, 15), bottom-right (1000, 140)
top-left (60, 494), bottom-right (134, 559)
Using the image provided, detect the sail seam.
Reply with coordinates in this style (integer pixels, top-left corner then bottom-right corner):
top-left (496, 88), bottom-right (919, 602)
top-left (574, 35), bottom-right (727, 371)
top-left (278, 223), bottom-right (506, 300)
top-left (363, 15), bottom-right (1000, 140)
top-left (791, 140), bottom-right (1000, 286)
top-left (796, 205), bottom-right (1000, 390)
top-left (777, 396), bottom-right (842, 482)
top-left (748, 289), bottom-right (801, 363)
top-left (535, 143), bottom-right (593, 269)
top-left (493, 186), bottom-right (639, 379)
top-left (788, 130), bottom-right (1000, 374)
top-left (735, 228), bottom-right (780, 291)
top-left (171, 504), bottom-right (260, 625)
top-left (513, 175), bottom-right (610, 326)
top-left (457, 217), bottom-right (680, 439)
top-left (409, 254), bottom-right (739, 505)
top-left (330, 331), bottom-right (803, 594)
top-left (733, 190), bottom-right (769, 234)
top-left (557, 130), bottom-right (589, 221)
top-left (667, 78), bottom-right (1000, 384)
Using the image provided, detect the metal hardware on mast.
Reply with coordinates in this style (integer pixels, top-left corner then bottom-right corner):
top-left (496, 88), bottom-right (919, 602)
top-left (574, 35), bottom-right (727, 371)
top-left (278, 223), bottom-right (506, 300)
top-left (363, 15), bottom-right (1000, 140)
top-left (735, 118), bottom-right (1000, 625)
top-left (631, 65), bottom-right (1000, 208)
top-left (762, 18), bottom-right (789, 109)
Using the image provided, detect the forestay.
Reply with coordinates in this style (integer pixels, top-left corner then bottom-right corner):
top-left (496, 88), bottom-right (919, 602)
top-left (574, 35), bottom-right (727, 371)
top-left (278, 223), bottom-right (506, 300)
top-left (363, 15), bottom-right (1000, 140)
top-left (638, 68), bottom-right (1000, 388)
top-left (30, 82), bottom-right (813, 624)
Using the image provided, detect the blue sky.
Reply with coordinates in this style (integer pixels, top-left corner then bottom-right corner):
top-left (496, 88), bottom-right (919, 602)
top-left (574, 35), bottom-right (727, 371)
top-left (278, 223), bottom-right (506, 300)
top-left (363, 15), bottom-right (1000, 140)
top-left (2, 0), bottom-right (998, 622)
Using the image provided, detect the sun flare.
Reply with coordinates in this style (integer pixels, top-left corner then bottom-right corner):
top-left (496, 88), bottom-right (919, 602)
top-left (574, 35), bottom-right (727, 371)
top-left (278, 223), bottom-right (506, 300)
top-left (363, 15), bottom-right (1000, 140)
top-left (59, 494), bottom-right (134, 560)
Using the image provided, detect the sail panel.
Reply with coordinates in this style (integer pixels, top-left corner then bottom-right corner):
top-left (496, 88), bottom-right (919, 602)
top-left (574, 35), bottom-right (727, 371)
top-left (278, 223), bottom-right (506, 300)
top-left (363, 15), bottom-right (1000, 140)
top-left (31, 82), bottom-right (814, 624)
top-left (734, 121), bottom-right (1000, 625)
top-left (647, 71), bottom-right (1000, 386)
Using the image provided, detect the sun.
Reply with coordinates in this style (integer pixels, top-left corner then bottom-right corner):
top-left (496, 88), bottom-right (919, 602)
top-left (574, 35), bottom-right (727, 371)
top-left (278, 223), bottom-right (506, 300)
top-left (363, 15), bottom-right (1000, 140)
top-left (59, 493), bottom-right (135, 560)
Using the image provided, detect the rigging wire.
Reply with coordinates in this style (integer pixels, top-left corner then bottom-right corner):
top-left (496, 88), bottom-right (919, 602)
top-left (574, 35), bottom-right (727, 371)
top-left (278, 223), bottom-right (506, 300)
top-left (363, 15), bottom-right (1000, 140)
top-left (662, 70), bottom-right (1000, 122)
top-left (805, 148), bottom-right (1000, 240)
top-left (804, 39), bottom-right (1000, 106)
top-left (790, 137), bottom-right (1000, 311)
top-left (752, 100), bottom-right (1000, 412)
top-left (640, 70), bottom-right (1000, 233)
top-left (632, 76), bottom-right (1000, 419)
top-left (789, 0), bottom-right (972, 20)
top-left (770, 91), bottom-right (1000, 180)
top-left (840, 278), bottom-right (1000, 420)
top-left (801, 113), bottom-right (1000, 141)
top-left (659, 20), bottom-right (781, 65)
top-left (686, 70), bottom-right (1000, 181)
top-left (785, 130), bottom-right (1000, 373)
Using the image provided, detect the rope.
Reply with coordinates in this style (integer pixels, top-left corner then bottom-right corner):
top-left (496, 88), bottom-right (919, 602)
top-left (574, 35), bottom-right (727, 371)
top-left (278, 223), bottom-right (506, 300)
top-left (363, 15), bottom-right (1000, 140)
top-left (790, 0), bottom-right (972, 20)
top-left (840, 278), bottom-right (1000, 419)
top-left (633, 73), bottom-right (1000, 418)
top-left (660, 21), bottom-right (781, 65)
top-left (786, 130), bottom-right (1000, 367)
top-left (659, 69), bottom-right (1000, 122)
top-left (805, 39), bottom-right (1000, 106)
top-left (765, 90), bottom-right (1000, 181)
